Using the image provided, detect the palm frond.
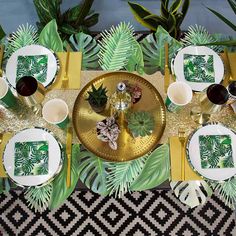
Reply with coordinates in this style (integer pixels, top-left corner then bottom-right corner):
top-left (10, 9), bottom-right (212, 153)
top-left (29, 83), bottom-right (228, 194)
top-left (211, 177), bottom-right (236, 209)
top-left (182, 25), bottom-right (222, 53)
top-left (98, 22), bottom-right (135, 71)
top-left (106, 156), bottom-right (147, 198)
top-left (24, 183), bottom-right (52, 212)
top-left (6, 23), bottom-right (39, 57)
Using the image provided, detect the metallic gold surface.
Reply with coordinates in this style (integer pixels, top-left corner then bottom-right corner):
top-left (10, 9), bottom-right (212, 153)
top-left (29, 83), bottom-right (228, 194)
top-left (72, 72), bottom-right (166, 162)
top-left (0, 71), bottom-right (235, 162)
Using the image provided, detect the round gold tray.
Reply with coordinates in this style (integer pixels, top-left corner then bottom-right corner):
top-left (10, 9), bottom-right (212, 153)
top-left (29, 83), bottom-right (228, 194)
top-left (73, 72), bottom-right (166, 162)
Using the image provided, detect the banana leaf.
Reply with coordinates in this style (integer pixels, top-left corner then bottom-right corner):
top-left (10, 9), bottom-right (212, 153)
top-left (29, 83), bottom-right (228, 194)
top-left (228, 0), bottom-right (236, 15)
top-left (38, 19), bottom-right (63, 52)
top-left (130, 144), bottom-right (170, 191)
top-left (140, 25), bottom-right (182, 75)
top-left (69, 32), bottom-right (100, 70)
top-left (49, 144), bottom-right (81, 210)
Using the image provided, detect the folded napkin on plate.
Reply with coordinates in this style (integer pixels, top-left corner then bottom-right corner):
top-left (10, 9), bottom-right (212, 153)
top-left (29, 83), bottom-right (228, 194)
top-left (169, 136), bottom-right (202, 181)
top-left (0, 132), bottom-right (13, 177)
top-left (51, 52), bottom-right (82, 90)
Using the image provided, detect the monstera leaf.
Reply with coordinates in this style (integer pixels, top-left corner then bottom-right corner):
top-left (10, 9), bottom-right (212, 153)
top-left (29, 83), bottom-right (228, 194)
top-left (78, 150), bottom-right (110, 196)
top-left (170, 180), bottom-right (213, 208)
top-left (140, 26), bottom-right (182, 75)
top-left (106, 156), bottom-right (147, 198)
top-left (130, 144), bottom-right (170, 191)
top-left (25, 183), bottom-right (52, 212)
top-left (98, 22), bottom-right (136, 71)
top-left (39, 19), bottom-right (63, 52)
top-left (211, 177), bottom-right (236, 209)
top-left (49, 144), bottom-right (80, 210)
top-left (69, 32), bottom-right (100, 70)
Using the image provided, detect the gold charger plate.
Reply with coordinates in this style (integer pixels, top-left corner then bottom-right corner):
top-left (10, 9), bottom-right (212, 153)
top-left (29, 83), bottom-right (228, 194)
top-left (73, 72), bottom-right (166, 162)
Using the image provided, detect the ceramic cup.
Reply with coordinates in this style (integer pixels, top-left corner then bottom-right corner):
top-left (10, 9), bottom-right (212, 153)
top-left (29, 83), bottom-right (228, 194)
top-left (42, 98), bottom-right (69, 129)
top-left (0, 78), bottom-right (17, 108)
top-left (165, 81), bottom-right (193, 113)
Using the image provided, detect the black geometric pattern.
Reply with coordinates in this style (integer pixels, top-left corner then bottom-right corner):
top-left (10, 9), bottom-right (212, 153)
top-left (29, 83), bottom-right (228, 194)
top-left (0, 190), bottom-right (235, 236)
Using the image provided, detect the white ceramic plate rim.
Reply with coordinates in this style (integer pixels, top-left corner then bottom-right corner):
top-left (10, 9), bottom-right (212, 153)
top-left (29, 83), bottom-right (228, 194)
top-left (3, 128), bottom-right (61, 186)
top-left (187, 124), bottom-right (236, 181)
top-left (6, 45), bottom-right (58, 89)
top-left (173, 46), bottom-right (224, 92)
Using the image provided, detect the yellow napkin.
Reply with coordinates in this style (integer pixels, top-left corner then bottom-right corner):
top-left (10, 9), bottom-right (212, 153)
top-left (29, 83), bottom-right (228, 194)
top-left (169, 136), bottom-right (202, 181)
top-left (51, 52), bottom-right (82, 90)
top-left (0, 132), bottom-right (13, 178)
top-left (227, 52), bottom-right (236, 81)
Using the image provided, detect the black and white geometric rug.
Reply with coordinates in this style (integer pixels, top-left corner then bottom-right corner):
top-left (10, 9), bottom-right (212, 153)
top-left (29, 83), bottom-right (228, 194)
top-left (0, 190), bottom-right (235, 236)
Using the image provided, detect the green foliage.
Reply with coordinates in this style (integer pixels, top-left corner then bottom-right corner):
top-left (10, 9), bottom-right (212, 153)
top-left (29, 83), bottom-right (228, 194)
top-left (33, 0), bottom-right (98, 39)
top-left (98, 22), bottom-right (143, 73)
top-left (39, 19), bottom-right (63, 52)
top-left (49, 144), bottom-right (81, 210)
top-left (128, 0), bottom-right (190, 39)
top-left (140, 25), bottom-right (182, 75)
top-left (6, 23), bottom-right (38, 58)
top-left (86, 84), bottom-right (108, 107)
top-left (78, 150), bottom-right (110, 196)
top-left (130, 144), bottom-right (170, 191)
top-left (170, 180), bottom-right (213, 208)
top-left (127, 111), bottom-right (155, 137)
top-left (0, 25), bottom-right (5, 41)
top-left (69, 32), bottom-right (100, 70)
top-left (211, 177), bottom-right (236, 209)
top-left (182, 25), bottom-right (223, 53)
top-left (0, 178), bottom-right (15, 194)
top-left (106, 156), bottom-right (147, 198)
top-left (25, 183), bottom-right (52, 212)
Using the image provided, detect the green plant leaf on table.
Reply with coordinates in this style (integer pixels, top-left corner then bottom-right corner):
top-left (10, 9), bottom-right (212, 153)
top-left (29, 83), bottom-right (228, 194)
top-left (210, 177), bottom-right (236, 209)
top-left (0, 178), bottom-right (16, 194)
top-left (0, 25), bottom-right (5, 41)
top-left (106, 156), bottom-right (147, 198)
top-left (39, 19), bottom-right (63, 52)
top-left (78, 150), bottom-right (110, 196)
top-left (170, 180), bottom-right (213, 208)
top-left (98, 22), bottom-right (136, 71)
top-left (130, 144), bottom-right (170, 191)
top-left (49, 144), bottom-right (80, 210)
top-left (25, 183), bottom-right (52, 212)
top-left (69, 32), bottom-right (100, 70)
top-left (140, 25), bottom-right (182, 75)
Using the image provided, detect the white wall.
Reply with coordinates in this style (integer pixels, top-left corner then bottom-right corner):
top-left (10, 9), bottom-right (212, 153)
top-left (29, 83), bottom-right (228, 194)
top-left (0, 0), bottom-right (235, 35)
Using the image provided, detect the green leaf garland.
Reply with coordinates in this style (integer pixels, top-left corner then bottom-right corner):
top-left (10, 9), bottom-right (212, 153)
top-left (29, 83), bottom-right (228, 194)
top-left (49, 144), bottom-right (80, 210)
top-left (130, 144), bottom-right (170, 191)
top-left (140, 25), bottom-right (182, 75)
top-left (39, 19), bottom-right (63, 52)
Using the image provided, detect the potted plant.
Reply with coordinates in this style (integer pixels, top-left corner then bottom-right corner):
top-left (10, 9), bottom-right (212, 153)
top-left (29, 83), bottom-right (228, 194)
top-left (86, 84), bottom-right (108, 113)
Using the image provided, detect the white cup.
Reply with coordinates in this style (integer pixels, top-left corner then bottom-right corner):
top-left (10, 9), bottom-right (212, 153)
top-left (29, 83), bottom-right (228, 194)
top-left (165, 81), bottom-right (193, 112)
top-left (42, 98), bottom-right (69, 129)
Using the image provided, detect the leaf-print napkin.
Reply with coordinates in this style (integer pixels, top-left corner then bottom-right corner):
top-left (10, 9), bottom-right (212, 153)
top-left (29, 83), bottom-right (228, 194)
top-left (184, 54), bottom-right (215, 83)
top-left (14, 141), bottom-right (49, 176)
top-left (16, 55), bottom-right (48, 83)
top-left (199, 135), bottom-right (234, 169)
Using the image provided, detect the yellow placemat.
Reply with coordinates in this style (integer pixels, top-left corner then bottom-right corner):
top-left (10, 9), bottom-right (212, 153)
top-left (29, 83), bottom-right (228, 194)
top-left (0, 132), bottom-right (13, 178)
top-left (169, 136), bottom-right (202, 181)
top-left (51, 52), bottom-right (82, 90)
top-left (228, 52), bottom-right (236, 81)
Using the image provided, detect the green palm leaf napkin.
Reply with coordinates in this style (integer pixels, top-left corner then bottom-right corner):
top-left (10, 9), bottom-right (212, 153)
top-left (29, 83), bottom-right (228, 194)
top-left (14, 141), bottom-right (49, 176)
top-left (16, 55), bottom-right (48, 83)
top-left (184, 54), bottom-right (215, 83)
top-left (199, 135), bottom-right (234, 169)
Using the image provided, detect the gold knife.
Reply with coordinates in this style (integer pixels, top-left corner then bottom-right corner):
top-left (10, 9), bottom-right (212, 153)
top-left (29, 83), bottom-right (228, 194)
top-left (164, 43), bottom-right (170, 93)
top-left (0, 45), bottom-right (4, 77)
top-left (66, 127), bottom-right (73, 188)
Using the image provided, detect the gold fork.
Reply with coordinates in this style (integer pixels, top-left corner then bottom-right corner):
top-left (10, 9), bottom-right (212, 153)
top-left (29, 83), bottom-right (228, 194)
top-left (178, 127), bottom-right (186, 181)
top-left (61, 44), bottom-right (70, 89)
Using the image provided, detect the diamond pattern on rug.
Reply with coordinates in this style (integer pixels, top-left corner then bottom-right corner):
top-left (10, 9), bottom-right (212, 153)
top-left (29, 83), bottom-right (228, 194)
top-left (0, 190), bottom-right (235, 236)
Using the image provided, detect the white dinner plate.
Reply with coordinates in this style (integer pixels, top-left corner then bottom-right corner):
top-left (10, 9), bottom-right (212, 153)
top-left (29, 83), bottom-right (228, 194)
top-left (186, 123), bottom-right (236, 181)
top-left (3, 128), bottom-right (62, 187)
top-left (6, 45), bottom-right (58, 89)
top-left (173, 46), bottom-right (224, 92)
